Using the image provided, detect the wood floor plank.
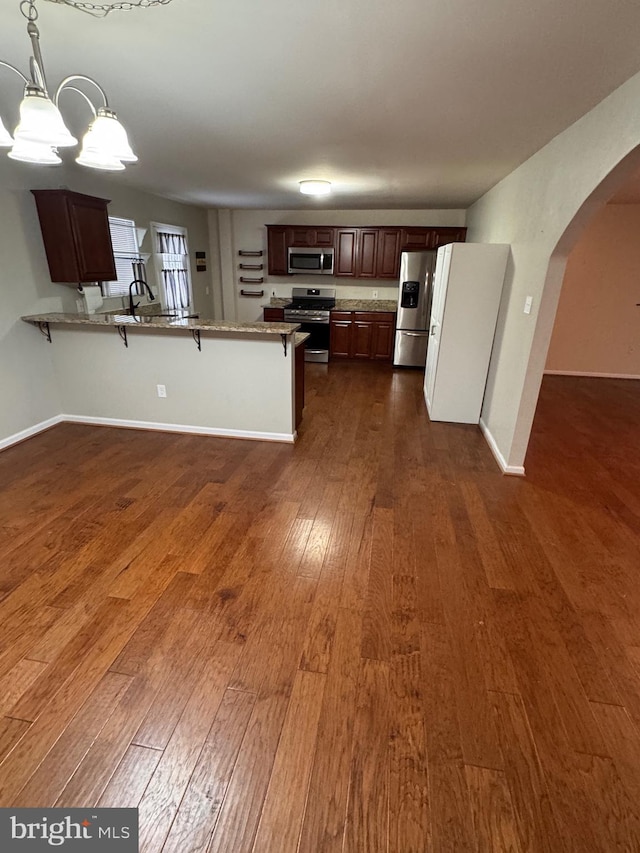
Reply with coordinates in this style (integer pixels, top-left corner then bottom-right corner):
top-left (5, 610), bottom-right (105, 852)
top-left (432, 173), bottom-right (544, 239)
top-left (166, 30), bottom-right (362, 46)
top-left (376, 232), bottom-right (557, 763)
top-left (0, 717), bottom-right (30, 764)
top-left (297, 606), bottom-right (362, 853)
top-left (491, 691), bottom-right (558, 853)
top-left (137, 639), bottom-right (243, 852)
top-left (343, 658), bottom-right (390, 853)
top-left (206, 577), bottom-right (316, 853)
top-left (2, 367), bottom-right (640, 850)
top-left (388, 650), bottom-right (429, 853)
top-left (465, 764), bottom-right (523, 853)
top-left (97, 744), bottom-right (162, 808)
top-left (12, 671), bottom-right (132, 807)
top-left (299, 512), bottom-right (354, 673)
top-left (161, 688), bottom-right (255, 853)
top-left (361, 507), bottom-right (394, 662)
top-left (0, 659), bottom-right (48, 717)
top-left (251, 669), bottom-right (326, 853)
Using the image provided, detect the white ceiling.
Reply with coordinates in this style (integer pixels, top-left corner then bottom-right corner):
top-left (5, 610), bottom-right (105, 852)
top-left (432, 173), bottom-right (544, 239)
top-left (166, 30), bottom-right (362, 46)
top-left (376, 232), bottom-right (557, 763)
top-left (1, 0), bottom-right (640, 210)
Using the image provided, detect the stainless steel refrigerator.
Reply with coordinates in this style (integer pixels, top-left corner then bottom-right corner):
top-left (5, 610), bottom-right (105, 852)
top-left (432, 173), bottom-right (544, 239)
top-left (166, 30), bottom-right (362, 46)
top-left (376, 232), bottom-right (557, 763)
top-left (393, 250), bottom-right (437, 367)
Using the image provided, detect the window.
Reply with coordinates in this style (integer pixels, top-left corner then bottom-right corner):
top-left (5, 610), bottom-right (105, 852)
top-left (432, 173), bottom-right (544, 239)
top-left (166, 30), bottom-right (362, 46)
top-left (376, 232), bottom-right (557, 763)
top-left (152, 223), bottom-right (192, 311)
top-left (103, 216), bottom-right (143, 298)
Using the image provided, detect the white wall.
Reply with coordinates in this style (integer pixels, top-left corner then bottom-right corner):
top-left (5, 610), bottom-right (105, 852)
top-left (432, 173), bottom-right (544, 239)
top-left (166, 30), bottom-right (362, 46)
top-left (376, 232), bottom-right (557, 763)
top-left (48, 326), bottom-right (295, 440)
top-left (466, 69), bottom-right (640, 473)
top-left (545, 203), bottom-right (640, 378)
top-left (0, 156), bottom-right (212, 447)
top-left (210, 208), bottom-right (467, 322)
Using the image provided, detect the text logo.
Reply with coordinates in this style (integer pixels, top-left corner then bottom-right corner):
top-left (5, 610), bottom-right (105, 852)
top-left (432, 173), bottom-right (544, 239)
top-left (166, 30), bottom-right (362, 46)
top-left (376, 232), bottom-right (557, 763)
top-left (0, 809), bottom-right (138, 851)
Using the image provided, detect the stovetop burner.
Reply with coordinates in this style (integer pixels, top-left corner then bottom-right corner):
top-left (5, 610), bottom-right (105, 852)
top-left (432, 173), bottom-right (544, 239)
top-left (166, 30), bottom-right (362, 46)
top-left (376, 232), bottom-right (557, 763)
top-left (286, 299), bottom-right (335, 311)
top-left (284, 286), bottom-right (336, 312)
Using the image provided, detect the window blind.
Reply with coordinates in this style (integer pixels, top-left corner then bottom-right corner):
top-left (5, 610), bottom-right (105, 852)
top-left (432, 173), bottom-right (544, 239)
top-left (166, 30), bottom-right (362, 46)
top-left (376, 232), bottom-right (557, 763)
top-left (154, 226), bottom-right (191, 311)
top-left (103, 217), bottom-right (142, 297)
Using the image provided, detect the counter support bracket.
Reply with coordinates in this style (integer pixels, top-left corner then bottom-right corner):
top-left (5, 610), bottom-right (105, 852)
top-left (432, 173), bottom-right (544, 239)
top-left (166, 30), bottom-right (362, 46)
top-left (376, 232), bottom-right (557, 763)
top-left (117, 326), bottom-right (128, 348)
top-left (281, 334), bottom-right (288, 357)
top-left (192, 329), bottom-right (202, 351)
top-left (37, 322), bottom-right (52, 343)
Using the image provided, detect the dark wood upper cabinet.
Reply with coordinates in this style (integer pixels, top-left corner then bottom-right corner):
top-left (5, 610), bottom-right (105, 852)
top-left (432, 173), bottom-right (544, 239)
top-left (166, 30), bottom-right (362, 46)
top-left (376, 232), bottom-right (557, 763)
top-left (287, 227), bottom-right (334, 247)
top-left (431, 227), bottom-right (468, 248)
top-left (32, 189), bottom-right (116, 284)
top-left (266, 225), bottom-right (288, 275)
top-left (400, 228), bottom-right (434, 250)
top-left (266, 224), bottom-right (466, 278)
top-left (376, 228), bottom-right (403, 279)
top-left (335, 229), bottom-right (357, 277)
top-left (356, 230), bottom-right (378, 278)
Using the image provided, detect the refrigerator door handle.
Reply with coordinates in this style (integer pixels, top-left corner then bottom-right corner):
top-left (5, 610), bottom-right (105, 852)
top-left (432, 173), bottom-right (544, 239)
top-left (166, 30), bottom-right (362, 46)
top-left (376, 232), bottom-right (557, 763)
top-left (402, 331), bottom-right (427, 337)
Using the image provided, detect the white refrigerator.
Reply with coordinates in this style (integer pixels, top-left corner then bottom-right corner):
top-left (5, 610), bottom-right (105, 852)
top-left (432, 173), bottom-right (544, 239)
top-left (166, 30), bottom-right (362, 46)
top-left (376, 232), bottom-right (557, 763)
top-left (424, 242), bottom-right (509, 424)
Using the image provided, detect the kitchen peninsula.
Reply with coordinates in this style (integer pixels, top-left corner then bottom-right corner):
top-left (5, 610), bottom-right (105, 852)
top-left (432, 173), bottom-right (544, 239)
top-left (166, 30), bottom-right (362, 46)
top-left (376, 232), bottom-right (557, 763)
top-left (21, 312), bottom-right (304, 442)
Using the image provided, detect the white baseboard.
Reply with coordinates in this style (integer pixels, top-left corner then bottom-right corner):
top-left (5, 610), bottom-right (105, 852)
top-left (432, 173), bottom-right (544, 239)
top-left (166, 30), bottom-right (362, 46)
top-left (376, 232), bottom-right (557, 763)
top-left (0, 413), bottom-right (295, 453)
top-left (61, 414), bottom-right (296, 444)
top-left (544, 370), bottom-right (640, 380)
top-left (0, 414), bottom-right (64, 452)
top-left (479, 418), bottom-right (525, 477)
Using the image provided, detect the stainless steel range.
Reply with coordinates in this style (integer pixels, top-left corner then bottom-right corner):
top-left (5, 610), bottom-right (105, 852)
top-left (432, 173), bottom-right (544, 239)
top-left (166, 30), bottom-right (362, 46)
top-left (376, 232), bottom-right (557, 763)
top-left (284, 287), bottom-right (336, 363)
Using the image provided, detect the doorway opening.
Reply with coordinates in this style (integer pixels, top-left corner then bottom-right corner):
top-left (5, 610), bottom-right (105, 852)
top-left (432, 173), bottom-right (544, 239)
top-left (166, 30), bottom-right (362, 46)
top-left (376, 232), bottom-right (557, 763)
top-left (525, 161), bottom-right (640, 479)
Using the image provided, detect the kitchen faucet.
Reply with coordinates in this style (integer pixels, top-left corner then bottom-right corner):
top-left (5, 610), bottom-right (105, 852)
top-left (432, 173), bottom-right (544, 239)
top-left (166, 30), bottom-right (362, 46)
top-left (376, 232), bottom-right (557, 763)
top-left (128, 279), bottom-right (155, 317)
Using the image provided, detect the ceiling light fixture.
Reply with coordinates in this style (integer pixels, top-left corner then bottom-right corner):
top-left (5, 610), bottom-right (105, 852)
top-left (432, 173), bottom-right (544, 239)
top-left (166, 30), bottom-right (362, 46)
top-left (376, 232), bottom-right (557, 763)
top-left (0, 0), bottom-right (145, 170)
top-left (299, 180), bottom-right (332, 196)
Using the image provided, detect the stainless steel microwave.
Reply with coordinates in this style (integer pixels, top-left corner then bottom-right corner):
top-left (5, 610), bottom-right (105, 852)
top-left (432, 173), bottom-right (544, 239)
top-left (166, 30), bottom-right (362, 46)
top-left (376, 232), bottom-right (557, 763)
top-left (287, 246), bottom-right (334, 275)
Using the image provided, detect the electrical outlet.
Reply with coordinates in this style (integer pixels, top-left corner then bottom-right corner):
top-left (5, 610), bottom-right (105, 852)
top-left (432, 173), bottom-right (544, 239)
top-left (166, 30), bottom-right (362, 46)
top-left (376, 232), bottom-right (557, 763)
top-left (157, 384), bottom-right (167, 398)
top-left (372, 290), bottom-right (379, 299)
top-left (524, 296), bottom-right (533, 314)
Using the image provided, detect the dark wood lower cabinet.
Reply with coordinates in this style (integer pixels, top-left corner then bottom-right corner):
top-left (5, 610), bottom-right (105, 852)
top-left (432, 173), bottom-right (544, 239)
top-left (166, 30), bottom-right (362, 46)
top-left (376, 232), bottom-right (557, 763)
top-left (371, 318), bottom-right (394, 360)
top-left (330, 311), bottom-right (395, 362)
top-left (328, 317), bottom-right (352, 358)
top-left (263, 307), bottom-right (285, 322)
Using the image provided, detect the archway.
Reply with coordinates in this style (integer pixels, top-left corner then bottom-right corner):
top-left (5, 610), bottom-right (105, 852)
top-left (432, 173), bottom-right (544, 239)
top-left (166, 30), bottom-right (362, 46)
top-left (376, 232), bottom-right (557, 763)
top-left (516, 147), bottom-right (640, 473)
top-left (466, 70), bottom-right (640, 476)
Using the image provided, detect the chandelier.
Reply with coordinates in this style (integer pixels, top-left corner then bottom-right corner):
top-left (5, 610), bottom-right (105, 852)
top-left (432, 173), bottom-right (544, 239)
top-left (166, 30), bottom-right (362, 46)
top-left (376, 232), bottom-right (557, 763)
top-left (0, 0), bottom-right (165, 169)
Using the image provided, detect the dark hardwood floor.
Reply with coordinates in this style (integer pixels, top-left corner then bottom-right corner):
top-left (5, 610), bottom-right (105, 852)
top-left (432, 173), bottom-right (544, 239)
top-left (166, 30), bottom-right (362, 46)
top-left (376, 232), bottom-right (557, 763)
top-left (1, 365), bottom-right (640, 852)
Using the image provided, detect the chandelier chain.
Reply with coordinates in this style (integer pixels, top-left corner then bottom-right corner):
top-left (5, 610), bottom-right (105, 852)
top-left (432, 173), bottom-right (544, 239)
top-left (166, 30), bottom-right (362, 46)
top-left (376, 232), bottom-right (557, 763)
top-left (42, 0), bottom-right (173, 18)
top-left (20, 1), bottom-right (39, 22)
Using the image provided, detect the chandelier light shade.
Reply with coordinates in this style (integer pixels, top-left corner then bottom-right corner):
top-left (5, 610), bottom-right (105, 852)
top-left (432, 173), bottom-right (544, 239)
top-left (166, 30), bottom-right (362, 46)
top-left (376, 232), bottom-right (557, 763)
top-left (76, 144), bottom-right (125, 171)
top-left (82, 108), bottom-right (138, 163)
top-left (0, 0), bottom-right (141, 170)
top-left (0, 117), bottom-right (13, 147)
top-left (14, 88), bottom-right (78, 147)
top-left (8, 138), bottom-right (62, 164)
top-left (299, 180), bottom-right (332, 196)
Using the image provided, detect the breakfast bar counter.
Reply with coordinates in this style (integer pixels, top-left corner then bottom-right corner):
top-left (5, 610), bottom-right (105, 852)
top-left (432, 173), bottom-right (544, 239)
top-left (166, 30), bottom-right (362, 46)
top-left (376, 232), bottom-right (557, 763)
top-left (21, 312), bottom-right (303, 443)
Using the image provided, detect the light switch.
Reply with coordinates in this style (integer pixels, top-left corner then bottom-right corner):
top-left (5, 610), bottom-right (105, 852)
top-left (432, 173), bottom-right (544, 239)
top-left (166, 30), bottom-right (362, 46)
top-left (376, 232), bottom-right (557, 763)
top-left (524, 296), bottom-right (533, 314)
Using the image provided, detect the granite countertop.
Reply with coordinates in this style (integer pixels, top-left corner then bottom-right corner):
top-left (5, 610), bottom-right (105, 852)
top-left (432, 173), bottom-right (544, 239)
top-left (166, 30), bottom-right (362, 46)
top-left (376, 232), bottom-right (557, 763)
top-left (21, 312), bottom-right (300, 336)
top-left (295, 332), bottom-right (310, 346)
top-left (263, 298), bottom-right (397, 312)
top-left (334, 299), bottom-right (397, 312)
